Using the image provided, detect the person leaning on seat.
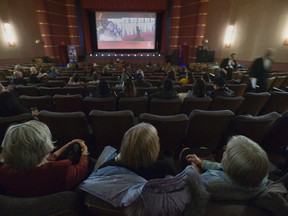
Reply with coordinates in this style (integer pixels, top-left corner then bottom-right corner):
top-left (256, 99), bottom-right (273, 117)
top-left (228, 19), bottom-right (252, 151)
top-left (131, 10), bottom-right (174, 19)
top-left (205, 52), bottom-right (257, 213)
top-left (209, 77), bottom-right (234, 98)
top-left (0, 120), bottom-right (89, 197)
top-left (183, 135), bottom-right (270, 201)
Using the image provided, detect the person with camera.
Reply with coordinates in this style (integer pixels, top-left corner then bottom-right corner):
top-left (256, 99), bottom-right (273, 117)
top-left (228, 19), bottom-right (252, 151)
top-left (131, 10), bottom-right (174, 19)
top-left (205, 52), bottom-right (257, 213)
top-left (0, 120), bottom-right (89, 197)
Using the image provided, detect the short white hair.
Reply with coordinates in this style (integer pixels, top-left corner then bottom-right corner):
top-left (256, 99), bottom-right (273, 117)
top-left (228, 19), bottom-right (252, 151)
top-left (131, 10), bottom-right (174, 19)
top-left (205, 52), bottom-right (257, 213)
top-left (222, 135), bottom-right (269, 187)
top-left (1, 120), bottom-right (55, 170)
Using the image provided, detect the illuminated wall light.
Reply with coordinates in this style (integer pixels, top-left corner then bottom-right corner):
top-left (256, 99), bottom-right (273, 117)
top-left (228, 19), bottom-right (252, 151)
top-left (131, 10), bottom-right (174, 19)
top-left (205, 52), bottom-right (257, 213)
top-left (128, 54), bottom-right (130, 56)
top-left (134, 54), bottom-right (136, 57)
top-left (101, 54), bottom-right (104, 57)
top-left (95, 54), bottom-right (98, 56)
top-left (108, 54), bottom-right (110, 56)
top-left (224, 25), bottom-right (234, 48)
top-left (90, 54), bottom-right (92, 56)
top-left (121, 54), bottom-right (123, 56)
top-left (158, 54), bottom-right (161, 56)
top-left (3, 23), bottom-right (16, 47)
top-left (140, 54), bottom-right (143, 56)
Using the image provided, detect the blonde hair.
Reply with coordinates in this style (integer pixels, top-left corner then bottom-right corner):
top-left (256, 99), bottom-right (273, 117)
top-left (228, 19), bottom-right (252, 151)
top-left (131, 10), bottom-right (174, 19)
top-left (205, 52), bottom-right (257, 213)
top-left (222, 135), bottom-right (269, 187)
top-left (1, 120), bottom-right (54, 170)
top-left (119, 123), bottom-right (160, 169)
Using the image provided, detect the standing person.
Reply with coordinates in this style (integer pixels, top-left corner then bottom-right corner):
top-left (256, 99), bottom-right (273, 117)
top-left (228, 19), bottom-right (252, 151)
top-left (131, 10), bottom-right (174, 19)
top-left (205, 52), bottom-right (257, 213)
top-left (220, 53), bottom-right (238, 80)
top-left (0, 120), bottom-right (89, 197)
top-left (249, 48), bottom-right (275, 92)
top-left (184, 135), bottom-right (269, 201)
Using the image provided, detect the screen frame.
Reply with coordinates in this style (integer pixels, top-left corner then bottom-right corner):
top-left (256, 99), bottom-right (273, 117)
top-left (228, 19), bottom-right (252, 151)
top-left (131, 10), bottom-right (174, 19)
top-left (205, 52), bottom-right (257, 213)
top-left (88, 11), bottom-right (162, 53)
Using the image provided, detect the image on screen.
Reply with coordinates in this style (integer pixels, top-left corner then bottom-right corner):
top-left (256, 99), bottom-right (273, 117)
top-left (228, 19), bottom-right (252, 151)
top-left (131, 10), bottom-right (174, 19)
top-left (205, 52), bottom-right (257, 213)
top-left (96, 12), bottom-right (156, 50)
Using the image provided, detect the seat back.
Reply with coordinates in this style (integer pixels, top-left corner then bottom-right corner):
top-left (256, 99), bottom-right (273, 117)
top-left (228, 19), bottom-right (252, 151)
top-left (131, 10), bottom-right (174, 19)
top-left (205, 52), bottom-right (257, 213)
top-left (89, 110), bottom-right (134, 150)
top-left (63, 85), bottom-right (86, 96)
top-left (271, 76), bottom-right (287, 89)
top-left (185, 109), bottom-right (234, 151)
top-left (47, 80), bottom-right (66, 87)
top-left (136, 87), bottom-right (158, 96)
top-left (19, 95), bottom-right (55, 111)
top-left (149, 98), bottom-right (182, 115)
top-left (53, 94), bottom-right (84, 112)
top-left (227, 112), bottom-right (281, 145)
top-left (38, 86), bottom-right (64, 96)
top-left (38, 111), bottom-right (89, 147)
top-left (0, 113), bottom-right (34, 143)
top-left (139, 113), bottom-right (189, 154)
top-left (225, 83), bottom-right (247, 96)
top-left (15, 85), bottom-right (39, 96)
top-left (181, 96), bottom-right (212, 115)
top-left (237, 92), bottom-right (271, 116)
top-left (260, 91), bottom-right (288, 114)
top-left (83, 97), bottom-right (116, 114)
top-left (118, 97), bottom-right (148, 116)
top-left (0, 191), bottom-right (80, 216)
top-left (210, 96), bottom-right (244, 113)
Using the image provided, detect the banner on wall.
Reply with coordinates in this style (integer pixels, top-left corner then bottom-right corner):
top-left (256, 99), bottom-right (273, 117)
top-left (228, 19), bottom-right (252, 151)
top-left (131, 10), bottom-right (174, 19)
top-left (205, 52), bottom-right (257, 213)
top-left (67, 45), bottom-right (77, 64)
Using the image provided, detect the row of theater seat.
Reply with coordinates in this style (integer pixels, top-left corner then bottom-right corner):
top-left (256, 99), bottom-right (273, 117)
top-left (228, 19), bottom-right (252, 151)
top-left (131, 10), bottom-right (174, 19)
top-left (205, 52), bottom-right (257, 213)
top-left (1, 110), bottom-right (287, 168)
top-left (18, 91), bottom-right (288, 117)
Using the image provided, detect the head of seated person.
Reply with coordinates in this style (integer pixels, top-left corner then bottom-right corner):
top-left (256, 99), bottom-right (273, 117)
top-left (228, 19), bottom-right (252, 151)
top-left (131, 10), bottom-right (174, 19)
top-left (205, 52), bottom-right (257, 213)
top-left (92, 80), bottom-right (111, 97)
top-left (120, 79), bottom-right (138, 98)
top-left (117, 122), bottom-right (160, 170)
top-left (210, 77), bottom-right (234, 97)
top-left (222, 135), bottom-right (269, 188)
top-left (1, 120), bottom-right (54, 170)
top-left (186, 78), bottom-right (206, 98)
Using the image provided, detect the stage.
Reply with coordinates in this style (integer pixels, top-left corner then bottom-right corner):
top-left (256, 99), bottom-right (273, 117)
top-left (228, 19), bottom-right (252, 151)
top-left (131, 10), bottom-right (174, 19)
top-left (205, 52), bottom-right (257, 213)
top-left (85, 52), bottom-right (166, 64)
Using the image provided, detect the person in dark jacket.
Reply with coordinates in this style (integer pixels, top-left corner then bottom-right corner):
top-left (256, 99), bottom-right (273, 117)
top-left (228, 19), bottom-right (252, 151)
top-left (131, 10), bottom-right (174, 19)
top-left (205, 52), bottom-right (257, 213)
top-left (209, 77), bottom-right (234, 98)
top-left (0, 83), bottom-right (31, 117)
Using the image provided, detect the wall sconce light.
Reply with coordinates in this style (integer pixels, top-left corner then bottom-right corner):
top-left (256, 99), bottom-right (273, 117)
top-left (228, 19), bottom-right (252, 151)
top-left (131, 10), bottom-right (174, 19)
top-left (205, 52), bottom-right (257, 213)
top-left (3, 23), bottom-right (16, 47)
top-left (224, 25), bottom-right (234, 48)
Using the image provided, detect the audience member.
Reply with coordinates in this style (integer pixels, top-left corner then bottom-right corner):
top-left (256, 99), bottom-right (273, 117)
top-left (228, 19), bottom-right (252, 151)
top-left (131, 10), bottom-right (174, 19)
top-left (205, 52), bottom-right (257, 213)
top-left (88, 72), bottom-right (100, 85)
top-left (134, 70), bottom-right (152, 88)
top-left (48, 67), bottom-right (60, 78)
top-left (220, 53), bottom-right (238, 80)
top-left (29, 67), bottom-right (44, 84)
top-left (184, 135), bottom-right (269, 201)
top-left (150, 79), bottom-right (178, 99)
top-left (117, 79), bottom-right (139, 101)
top-left (93, 123), bottom-right (176, 180)
top-left (67, 74), bottom-right (83, 85)
top-left (91, 80), bottom-right (112, 98)
top-left (0, 120), bottom-right (89, 197)
top-left (165, 67), bottom-right (178, 82)
top-left (186, 78), bottom-right (207, 98)
top-left (11, 70), bottom-right (27, 86)
top-left (249, 48), bottom-right (275, 92)
top-left (209, 77), bottom-right (234, 98)
top-left (179, 71), bottom-right (195, 84)
top-left (0, 83), bottom-right (31, 117)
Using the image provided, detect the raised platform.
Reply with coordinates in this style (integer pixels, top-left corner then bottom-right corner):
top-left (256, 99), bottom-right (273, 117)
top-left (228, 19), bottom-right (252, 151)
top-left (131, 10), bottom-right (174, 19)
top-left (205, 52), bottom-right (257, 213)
top-left (85, 52), bottom-right (165, 64)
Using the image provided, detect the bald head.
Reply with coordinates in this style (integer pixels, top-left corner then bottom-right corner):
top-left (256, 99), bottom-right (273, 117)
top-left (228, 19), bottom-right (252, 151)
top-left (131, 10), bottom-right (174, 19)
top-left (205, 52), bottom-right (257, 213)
top-left (264, 48), bottom-right (275, 59)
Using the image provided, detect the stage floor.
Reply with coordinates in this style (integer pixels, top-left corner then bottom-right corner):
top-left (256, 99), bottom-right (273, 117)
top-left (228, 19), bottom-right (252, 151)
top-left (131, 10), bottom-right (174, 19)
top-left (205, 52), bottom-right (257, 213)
top-left (86, 52), bottom-right (165, 64)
